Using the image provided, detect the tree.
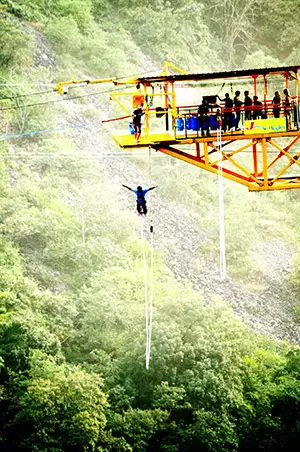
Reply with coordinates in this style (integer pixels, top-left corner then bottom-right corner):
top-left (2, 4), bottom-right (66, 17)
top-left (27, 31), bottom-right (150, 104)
top-left (8, 351), bottom-right (108, 451)
top-left (200, 0), bottom-right (264, 68)
top-left (0, 14), bottom-right (32, 68)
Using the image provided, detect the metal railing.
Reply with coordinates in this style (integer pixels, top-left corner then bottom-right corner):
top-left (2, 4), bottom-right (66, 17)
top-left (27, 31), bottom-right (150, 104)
top-left (173, 98), bottom-right (300, 139)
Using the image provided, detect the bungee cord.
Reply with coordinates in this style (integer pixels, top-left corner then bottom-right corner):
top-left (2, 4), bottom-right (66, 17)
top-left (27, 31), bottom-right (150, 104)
top-left (147, 146), bottom-right (154, 369)
top-left (141, 221), bottom-right (150, 369)
top-left (139, 147), bottom-right (155, 370)
top-left (217, 127), bottom-right (227, 280)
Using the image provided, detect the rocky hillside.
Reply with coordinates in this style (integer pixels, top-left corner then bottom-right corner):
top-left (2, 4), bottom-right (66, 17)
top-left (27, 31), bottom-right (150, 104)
top-left (60, 97), bottom-right (300, 344)
top-left (22, 25), bottom-right (300, 344)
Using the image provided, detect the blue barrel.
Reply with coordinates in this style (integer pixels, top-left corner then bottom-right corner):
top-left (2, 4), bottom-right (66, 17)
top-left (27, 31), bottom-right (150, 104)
top-left (129, 122), bottom-right (135, 135)
top-left (186, 117), bottom-right (192, 130)
top-left (209, 114), bottom-right (216, 129)
top-left (191, 116), bottom-right (200, 131)
top-left (176, 117), bottom-right (184, 131)
top-left (231, 114), bottom-right (236, 128)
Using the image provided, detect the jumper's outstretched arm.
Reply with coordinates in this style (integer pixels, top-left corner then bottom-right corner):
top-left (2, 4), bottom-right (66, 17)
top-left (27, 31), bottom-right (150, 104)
top-left (122, 184), bottom-right (132, 191)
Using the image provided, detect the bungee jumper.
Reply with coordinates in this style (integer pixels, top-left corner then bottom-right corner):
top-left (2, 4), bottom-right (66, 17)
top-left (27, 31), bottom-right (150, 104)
top-left (122, 184), bottom-right (157, 215)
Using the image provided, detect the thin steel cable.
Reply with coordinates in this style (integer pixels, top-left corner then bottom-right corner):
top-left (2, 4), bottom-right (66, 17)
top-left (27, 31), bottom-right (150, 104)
top-left (0, 122), bottom-right (98, 140)
top-left (0, 85), bottom-right (129, 113)
top-left (0, 88), bottom-right (56, 102)
top-left (0, 83), bottom-right (56, 86)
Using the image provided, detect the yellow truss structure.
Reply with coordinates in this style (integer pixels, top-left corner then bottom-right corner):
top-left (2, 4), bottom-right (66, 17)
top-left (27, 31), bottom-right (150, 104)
top-left (114, 131), bottom-right (300, 191)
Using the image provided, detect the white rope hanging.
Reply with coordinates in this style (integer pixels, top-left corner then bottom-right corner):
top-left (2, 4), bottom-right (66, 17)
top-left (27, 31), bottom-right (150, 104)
top-left (140, 147), bottom-right (155, 370)
top-left (141, 223), bottom-right (150, 368)
top-left (147, 147), bottom-right (154, 369)
top-left (217, 127), bottom-right (227, 280)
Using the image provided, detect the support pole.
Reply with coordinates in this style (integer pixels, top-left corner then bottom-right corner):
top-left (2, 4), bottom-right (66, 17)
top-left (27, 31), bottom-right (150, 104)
top-left (144, 84), bottom-right (149, 138)
top-left (263, 75), bottom-right (268, 116)
top-left (204, 142), bottom-right (209, 165)
top-left (253, 75), bottom-right (258, 96)
top-left (261, 138), bottom-right (268, 187)
top-left (296, 77), bottom-right (299, 129)
top-left (252, 140), bottom-right (258, 177)
top-left (171, 82), bottom-right (176, 136)
top-left (164, 82), bottom-right (169, 131)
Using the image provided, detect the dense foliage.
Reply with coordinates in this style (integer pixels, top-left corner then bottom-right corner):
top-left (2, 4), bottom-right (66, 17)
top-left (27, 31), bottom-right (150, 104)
top-left (1, 0), bottom-right (300, 450)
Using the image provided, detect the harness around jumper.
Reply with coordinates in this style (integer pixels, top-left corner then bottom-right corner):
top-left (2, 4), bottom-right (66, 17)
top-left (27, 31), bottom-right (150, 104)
top-left (134, 188), bottom-right (148, 215)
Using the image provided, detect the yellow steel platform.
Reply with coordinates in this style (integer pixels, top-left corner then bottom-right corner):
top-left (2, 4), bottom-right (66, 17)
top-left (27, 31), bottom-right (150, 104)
top-left (113, 132), bottom-right (175, 148)
top-left (113, 130), bottom-right (300, 149)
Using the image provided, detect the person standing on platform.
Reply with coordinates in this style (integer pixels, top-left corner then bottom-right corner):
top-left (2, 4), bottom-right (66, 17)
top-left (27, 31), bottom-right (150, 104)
top-left (253, 95), bottom-right (263, 120)
top-left (244, 91), bottom-right (253, 120)
top-left (233, 90), bottom-right (243, 130)
top-left (272, 91), bottom-right (281, 118)
top-left (198, 98), bottom-right (210, 137)
top-left (283, 88), bottom-right (292, 129)
top-left (217, 93), bottom-right (233, 132)
top-left (215, 108), bottom-right (222, 129)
